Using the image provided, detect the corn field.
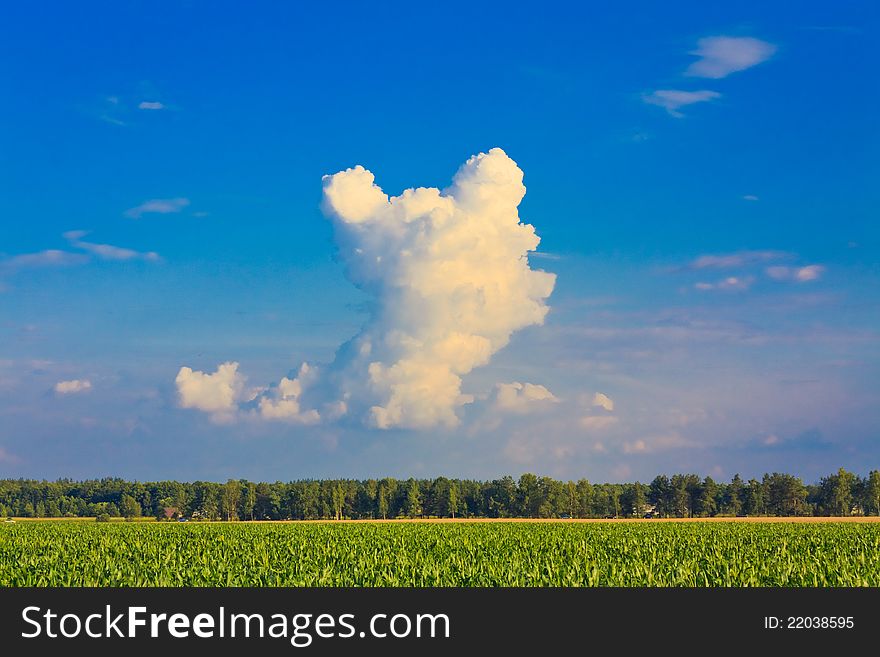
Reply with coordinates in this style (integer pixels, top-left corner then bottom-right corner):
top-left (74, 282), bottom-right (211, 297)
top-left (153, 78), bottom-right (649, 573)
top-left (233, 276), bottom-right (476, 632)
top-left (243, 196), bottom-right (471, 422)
top-left (2, 521), bottom-right (878, 586)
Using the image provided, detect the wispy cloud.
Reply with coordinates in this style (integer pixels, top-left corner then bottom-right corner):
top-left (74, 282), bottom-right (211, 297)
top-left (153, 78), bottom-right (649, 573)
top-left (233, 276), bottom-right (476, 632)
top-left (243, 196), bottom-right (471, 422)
top-left (527, 251), bottom-right (563, 261)
top-left (0, 250), bottom-right (89, 272)
top-left (642, 89), bottom-right (721, 118)
top-left (73, 241), bottom-right (160, 262)
top-left (687, 250), bottom-right (789, 270)
top-left (766, 265), bottom-right (825, 282)
top-left (124, 198), bottom-right (190, 219)
top-left (751, 428), bottom-right (834, 451)
top-left (93, 95), bottom-right (128, 126)
top-left (694, 276), bottom-right (754, 292)
top-left (1, 233), bottom-right (160, 277)
top-left (623, 433), bottom-right (696, 454)
top-left (742, 194), bottom-right (759, 202)
top-left (99, 115), bottom-right (127, 127)
top-left (90, 92), bottom-right (172, 125)
top-left (580, 415), bottom-right (618, 431)
top-left (63, 231), bottom-right (160, 262)
top-left (685, 36), bottom-right (777, 79)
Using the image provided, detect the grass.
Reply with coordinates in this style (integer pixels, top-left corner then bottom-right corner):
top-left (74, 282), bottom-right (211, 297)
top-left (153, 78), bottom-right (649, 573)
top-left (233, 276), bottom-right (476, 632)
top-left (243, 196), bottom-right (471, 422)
top-left (2, 520), bottom-right (879, 586)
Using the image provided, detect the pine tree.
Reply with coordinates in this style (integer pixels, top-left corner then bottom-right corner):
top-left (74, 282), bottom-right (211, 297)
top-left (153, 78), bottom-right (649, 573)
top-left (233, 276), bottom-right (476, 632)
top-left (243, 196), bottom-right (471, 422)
top-left (406, 479), bottom-right (422, 518)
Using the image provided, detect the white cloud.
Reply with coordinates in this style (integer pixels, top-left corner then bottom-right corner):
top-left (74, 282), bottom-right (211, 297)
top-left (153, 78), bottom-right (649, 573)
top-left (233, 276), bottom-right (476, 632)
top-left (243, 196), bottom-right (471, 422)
top-left (76, 241), bottom-right (160, 261)
top-left (179, 148), bottom-right (556, 429)
top-left (1, 250), bottom-right (89, 271)
top-left (642, 89), bottom-right (721, 118)
top-left (685, 36), bottom-right (777, 79)
top-left (54, 379), bottom-right (92, 394)
top-left (63, 231), bottom-right (160, 261)
top-left (493, 382), bottom-right (559, 414)
top-left (766, 264), bottom-right (825, 282)
top-left (742, 195), bottom-right (759, 201)
top-left (796, 265), bottom-right (825, 282)
top-left (580, 392), bottom-right (616, 431)
top-left (257, 364), bottom-right (322, 424)
top-left (1, 236), bottom-right (159, 278)
top-left (124, 198), bottom-right (190, 219)
top-left (138, 101), bottom-right (165, 110)
top-left (688, 250), bottom-right (788, 269)
top-left (694, 276), bottom-right (754, 292)
top-left (318, 147), bottom-right (555, 429)
top-left (175, 362), bottom-right (246, 423)
top-left (592, 392), bottom-right (614, 411)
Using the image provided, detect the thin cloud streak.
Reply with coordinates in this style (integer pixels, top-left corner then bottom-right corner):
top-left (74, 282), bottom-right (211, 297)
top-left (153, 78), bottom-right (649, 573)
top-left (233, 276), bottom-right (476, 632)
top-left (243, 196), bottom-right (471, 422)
top-left (686, 250), bottom-right (790, 270)
top-left (63, 231), bottom-right (160, 262)
top-left (124, 198), bottom-right (190, 219)
top-left (694, 276), bottom-right (754, 292)
top-left (642, 89), bottom-right (721, 118)
top-left (0, 250), bottom-right (89, 271)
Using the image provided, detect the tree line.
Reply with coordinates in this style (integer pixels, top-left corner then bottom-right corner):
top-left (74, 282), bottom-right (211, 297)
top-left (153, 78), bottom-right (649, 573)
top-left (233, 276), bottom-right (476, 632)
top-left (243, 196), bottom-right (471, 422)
top-left (1, 468), bottom-right (878, 521)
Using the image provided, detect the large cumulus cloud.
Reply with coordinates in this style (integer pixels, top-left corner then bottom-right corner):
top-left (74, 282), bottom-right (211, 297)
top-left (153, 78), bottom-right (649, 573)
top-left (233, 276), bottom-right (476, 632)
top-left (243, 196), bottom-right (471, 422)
top-left (176, 148), bottom-right (556, 429)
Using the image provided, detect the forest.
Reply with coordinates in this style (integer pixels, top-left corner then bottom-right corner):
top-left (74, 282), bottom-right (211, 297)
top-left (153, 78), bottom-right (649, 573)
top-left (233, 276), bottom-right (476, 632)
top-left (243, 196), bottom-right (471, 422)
top-left (2, 468), bottom-right (878, 521)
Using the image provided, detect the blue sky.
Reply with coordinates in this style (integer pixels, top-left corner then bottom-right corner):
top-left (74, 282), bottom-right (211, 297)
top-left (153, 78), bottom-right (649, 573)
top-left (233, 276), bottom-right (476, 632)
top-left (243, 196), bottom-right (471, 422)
top-left (0, 1), bottom-right (877, 483)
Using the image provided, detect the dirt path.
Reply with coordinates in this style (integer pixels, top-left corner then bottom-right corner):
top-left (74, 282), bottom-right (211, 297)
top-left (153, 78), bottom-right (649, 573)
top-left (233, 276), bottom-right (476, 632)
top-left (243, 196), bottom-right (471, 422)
top-left (8, 516), bottom-right (880, 524)
top-left (261, 516), bottom-right (880, 524)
